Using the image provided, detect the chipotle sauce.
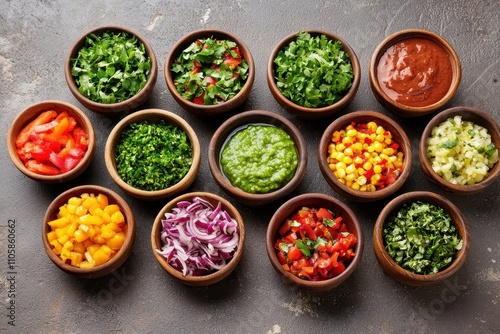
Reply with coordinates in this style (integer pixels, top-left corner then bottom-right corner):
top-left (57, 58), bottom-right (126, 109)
top-left (377, 38), bottom-right (452, 107)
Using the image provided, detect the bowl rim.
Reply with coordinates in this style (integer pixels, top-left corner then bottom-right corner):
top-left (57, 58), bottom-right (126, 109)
top-left (265, 192), bottom-right (364, 291)
top-left (164, 28), bottom-right (255, 115)
top-left (418, 106), bottom-right (500, 193)
top-left (368, 28), bottom-right (462, 116)
top-left (208, 109), bottom-right (308, 206)
top-left (318, 110), bottom-right (412, 202)
top-left (64, 25), bottom-right (158, 115)
top-left (42, 184), bottom-right (136, 278)
top-left (372, 191), bottom-right (470, 285)
top-left (267, 30), bottom-right (361, 118)
top-left (150, 191), bottom-right (246, 285)
top-left (7, 100), bottom-right (96, 183)
top-left (104, 108), bottom-right (201, 200)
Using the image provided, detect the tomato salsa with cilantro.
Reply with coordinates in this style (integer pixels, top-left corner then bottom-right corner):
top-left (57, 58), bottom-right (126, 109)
top-left (15, 109), bottom-right (89, 175)
top-left (171, 37), bottom-right (249, 105)
top-left (274, 207), bottom-right (357, 281)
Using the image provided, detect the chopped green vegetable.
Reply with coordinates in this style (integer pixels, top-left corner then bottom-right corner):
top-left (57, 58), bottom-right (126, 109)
top-left (273, 31), bottom-right (354, 108)
top-left (71, 31), bottom-right (152, 104)
top-left (171, 37), bottom-right (249, 105)
top-left (296, 239), bottom-right (311, 257)
top-left (115, 120), bottom-right (192, 191)
top-left (383, 201), bottom-right (463, 275)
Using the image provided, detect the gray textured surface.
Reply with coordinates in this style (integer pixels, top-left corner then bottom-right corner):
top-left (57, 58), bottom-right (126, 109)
top-left (1, 1), bottom-right (499, 333)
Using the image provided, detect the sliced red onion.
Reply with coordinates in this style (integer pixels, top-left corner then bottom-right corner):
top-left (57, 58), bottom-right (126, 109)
top-left (156, 196), bottom-right (240, 276)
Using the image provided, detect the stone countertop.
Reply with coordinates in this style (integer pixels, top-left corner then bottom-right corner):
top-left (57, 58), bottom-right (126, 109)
top-left (1, 1), bottom-right (499, 333)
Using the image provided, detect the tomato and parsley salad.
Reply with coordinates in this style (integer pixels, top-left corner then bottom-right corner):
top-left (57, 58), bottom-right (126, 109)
top-left (274, 207), bottom-right (357, 281)
top-left (171, 37), bottom-right (249, 105)
top-left (16, 109), bottom-right (89, 175)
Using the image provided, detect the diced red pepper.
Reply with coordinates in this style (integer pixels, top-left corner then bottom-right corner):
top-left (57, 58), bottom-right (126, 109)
top-left (25, 160), bottom-right (60, 175)
top-left (15, 110), bottom-right (58, 148)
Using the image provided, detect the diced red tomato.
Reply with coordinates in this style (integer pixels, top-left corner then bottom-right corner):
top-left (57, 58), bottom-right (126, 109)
top-left (223, 47), bottom-right (242, 69)
top-left (274, 207), bottom-right (357, 281)
top-left (193, 92), bottom-right (205, 105)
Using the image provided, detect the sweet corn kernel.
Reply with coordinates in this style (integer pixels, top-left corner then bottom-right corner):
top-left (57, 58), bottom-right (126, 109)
top-left (376, 126), bottom-right (385, 135)
top-left (346, 129), bottom-right (357, 137)
top-left (346, 164), bottom-right (356, 174)
top-left (346, 173), bottom-right (356, 182)
top-left (363, 161), bottom-right (373, 171)
top-left (374, 141), bottom-right (384, 152)
top-left (336, 169), bottom-right (346, 179)
top-left (354, 155), bottom-right (364, 165)
top-left (357, 175), bottom-right (367, 185)
top-left (351, 182), bottom-right (360, 190)
top-left (343, 156), bottom-right (353, 165)
top-left (373, 164), bottom-right (383, 174)
top-left (376, 134), bottom-right (385, 143)
top-left (336, 161), bottom-right (347, 170)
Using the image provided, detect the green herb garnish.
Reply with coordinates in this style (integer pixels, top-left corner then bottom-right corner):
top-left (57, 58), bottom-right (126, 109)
top-left (115, 120), bottom-right (192, 191)
top-left (273, 31), bottom-right (354, 108)
top-left (296, 239), bottom-right (311, 257)
top-left (71, 31), bottom-right (152, 104)
top-left (383, 201), bottom-right (463, 275)
top-left (171, 37), bottom-right (249, 105)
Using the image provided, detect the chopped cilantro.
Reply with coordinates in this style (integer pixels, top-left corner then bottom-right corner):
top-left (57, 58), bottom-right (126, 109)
top-left (71, 30), bottom-right (152, 104)
top-left (115, 120), bottom-right (192, 191)
top-left (383, 201), bottom-right (463, 275)
top-left (273, 31), bottom-right (354, 108)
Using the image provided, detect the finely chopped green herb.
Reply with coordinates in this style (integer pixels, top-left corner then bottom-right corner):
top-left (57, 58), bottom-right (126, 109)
top-left (71, 30), bottom-right (152, 104)
top-left (115, 121), bottom-right (192, 191)
top-left (273, 31), bottom-right (354, 108)
top-left (383, 201), bottom-right (463, 275)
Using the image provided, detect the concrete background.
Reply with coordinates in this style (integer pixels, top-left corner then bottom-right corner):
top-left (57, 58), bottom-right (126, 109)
top-left (1, 1), bottom-right (499, 333)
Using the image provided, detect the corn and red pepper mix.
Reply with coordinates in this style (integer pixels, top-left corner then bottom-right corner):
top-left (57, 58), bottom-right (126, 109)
top-left (47, 193), bottom-right (127, 268)
top-left (327, 121), bottom-right (404, 191)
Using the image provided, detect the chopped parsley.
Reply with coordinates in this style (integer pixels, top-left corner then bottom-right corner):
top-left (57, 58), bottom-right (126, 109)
top-left (273, 31), bottom-right (354, 108)
top-left (383, 201), bottom-right (463, 275)
top-left (71, 30), bottom-right (152, 104)
top-left (115, 121), bottom-right (192, 191)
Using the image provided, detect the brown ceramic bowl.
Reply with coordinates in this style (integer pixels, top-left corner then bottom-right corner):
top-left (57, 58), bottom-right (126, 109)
top-left (208, 110), bottom-right (307, 206)
top-left (318, 110), bottom-right (412, 202)
top-left (151, 192), bottom-right (245, 286)
top-left (104, 109), bottom-right (201, 201)
top-left (267, 30), bottom-right (360, 119)
top-left (164, 28), bottom-right (255, 116)
top-left (7, 100), bottom-right (96, 184)
top-left (266, 193), bottom-right (364, 291)
top-left (65, 25), bottom-right (158, 115)
top-left (373, 191), bottom-right (470, 286)
top-left (419, 106), bottom-right (500, 194)
top-left (369, 29), bottom-right (461, 117)
top-left (42, 185), bottom-right (136, 279)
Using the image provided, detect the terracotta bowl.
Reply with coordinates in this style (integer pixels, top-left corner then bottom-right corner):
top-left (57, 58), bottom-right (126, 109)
top-left (151, 192), bottom-right (245, 286)
top-left (65, 25), bottom-right (158, 115)
top-left (104, 109), bottom-right (201, 201)
top-left (42, 185), bottom-right (135, 279)
top-left (419, 106), bottom-right (500, 194)
top-left (318, 110), bottom-right (412, 202)
top-left (373, 191), bottom-right (470, 286)
top-left (267, 30), bottom-right (360, 119)
top-left (164, 28), bottom-right (255, 116)
top-left (369, 29), bottom-right (461, 117)
top-left (208, 110), bottom-right (307, 206)
top-left (266, 193), bottom-right (364, 291)
top-left (7, 100), bottom-right (96, 184)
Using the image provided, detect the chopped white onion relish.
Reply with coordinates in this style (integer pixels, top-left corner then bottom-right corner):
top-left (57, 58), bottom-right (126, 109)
top-left (156, 196), bottom-right (239, 276)
top-left (426, 115), bottom-right (498, 185)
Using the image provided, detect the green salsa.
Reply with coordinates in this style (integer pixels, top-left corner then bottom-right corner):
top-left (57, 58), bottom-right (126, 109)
top-left (220, 124), bottom-right (298, 193)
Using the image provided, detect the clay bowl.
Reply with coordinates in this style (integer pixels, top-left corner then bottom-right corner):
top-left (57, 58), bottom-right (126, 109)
top-left (104, 109), bottom-right (201, 201)
top-left (65, 25), bottom-right (158, 115)
top-left (419, 106), bottom-right (500, 194)
top-left (7, 100), bottom-right (96, 184)
top-left (266, 193), bottom-right (364, 291)
top-left (151, 192), bottom-right (245, 286)
top-left (369, 29), bottom-right (461, 117)
top-left (373, 191), bottom-right (470, 286)
top-left (318, 110), bottom-right (412, 202)
top-left (267, 30), bottom-right (360, 119)
top-left (42, 185), bottom-right (136, 279)
top-left (208, 110), bottom-right (307, 206)
top-left (164, 28), bottom-right (255, 116)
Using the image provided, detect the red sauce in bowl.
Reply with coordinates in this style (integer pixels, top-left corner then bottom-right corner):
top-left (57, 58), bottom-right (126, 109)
top-left (376, 38), bottom-right (452, 107)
